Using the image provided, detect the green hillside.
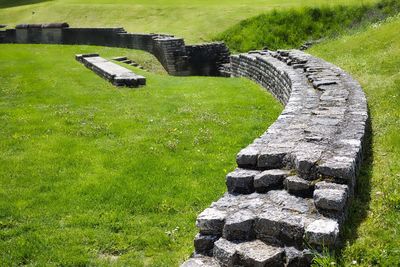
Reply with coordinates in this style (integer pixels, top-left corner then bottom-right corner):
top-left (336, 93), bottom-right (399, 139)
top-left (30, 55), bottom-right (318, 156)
top-left (217, 0), bottom-right (400, 52)
top-left (0, 0), bottom-right (379, 43)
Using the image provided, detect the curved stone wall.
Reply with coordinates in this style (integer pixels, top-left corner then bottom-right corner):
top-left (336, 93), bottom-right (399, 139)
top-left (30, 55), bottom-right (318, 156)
top-left (183, 50), bottom-right (368, 267)
top-left (0, 23), bottom-right (230, 76)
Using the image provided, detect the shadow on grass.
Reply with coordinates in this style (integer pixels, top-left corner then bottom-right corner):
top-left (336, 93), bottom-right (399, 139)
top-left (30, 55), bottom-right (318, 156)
top-left (337, 108), bottom-right (373, 255)
top-left (0, 0), bottom-right (51, 9)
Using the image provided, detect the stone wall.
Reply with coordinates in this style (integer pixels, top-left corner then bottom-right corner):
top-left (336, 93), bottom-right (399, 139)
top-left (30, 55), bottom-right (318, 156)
top-left (182, 50), bottom-right (368, 267)
top-left (0, 23), bottom-right (230, 76)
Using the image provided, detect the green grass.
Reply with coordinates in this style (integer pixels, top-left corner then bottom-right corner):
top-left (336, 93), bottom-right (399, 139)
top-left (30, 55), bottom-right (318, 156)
top-left (216, 0), bottom-right (400, 52)
top-left (0, 0), bottom-right (379, 43)
top-left (310, 14), bottom-right (400, 266)
top-left (0, 44), bottom-right (282, 266)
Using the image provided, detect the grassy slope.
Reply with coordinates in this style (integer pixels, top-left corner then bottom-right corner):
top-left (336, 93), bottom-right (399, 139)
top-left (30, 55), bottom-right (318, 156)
top-left (0, 44), bottom-right (282, 266)
top-left (0, 0), bottom-right (378, 43)
top-left (216, 0), bottom-right (400, 52)
top-left (310, 15), bottom-right (400, 266)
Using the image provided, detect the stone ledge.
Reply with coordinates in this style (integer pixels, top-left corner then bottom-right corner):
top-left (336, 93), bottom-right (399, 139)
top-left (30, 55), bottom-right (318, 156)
top-left (76, 54), bottom-right (146, 87)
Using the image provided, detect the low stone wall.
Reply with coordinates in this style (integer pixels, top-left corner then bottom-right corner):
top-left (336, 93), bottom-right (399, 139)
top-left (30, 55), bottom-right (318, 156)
top-left (0, 23), bottom-right (230, 76)
top-left (182, 50), bottom-right (368, 266)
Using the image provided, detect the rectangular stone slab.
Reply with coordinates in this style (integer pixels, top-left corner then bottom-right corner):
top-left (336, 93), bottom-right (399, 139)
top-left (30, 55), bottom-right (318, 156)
top-left (76, 54), bottom-right (146, 87)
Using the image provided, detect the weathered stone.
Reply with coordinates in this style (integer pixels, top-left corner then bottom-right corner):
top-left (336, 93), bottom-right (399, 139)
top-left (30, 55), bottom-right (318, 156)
top-left (305, 219), bottom-right (339, 246)
top-left (284, 176), bottom-right (313, 197)
top-left (315, 181), bottom-right (349, 192)
top-left (76, 54), bottom-right (146, 87)
top-left (194, 233), bottom-right (219, 255)
top-left (213, 238), bottom-right (238, 266)
top-left (318, 157), bottom-right (355, 182)
top-left (314, 188), bottom-right (347, 211)
top-left (257, 149), bottom-right (287, 169)
top-left (236, 146), bottom-right (259, 167)
top-left (181, 255), bottom-right (220, 267)
top-left (255, 210), bottom-right (305, 247)
top-left (236, 240), bottom-right (285, 267)
top-left (226, 168), bottom-right (260, 194)
top-left (196, 208), bottom-right (227, 235)
top-left (223, 210), bottom-right (255, 241)
top-left (285, 247), bottom-right (313, 267)
top-left (254, 169), bottom-right (290, 193)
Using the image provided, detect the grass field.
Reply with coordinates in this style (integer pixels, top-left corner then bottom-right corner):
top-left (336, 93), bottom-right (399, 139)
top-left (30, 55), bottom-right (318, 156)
top-left (0, 44), bottom-right (282, 266)
top-left (310, 14), bottom-right (400, 266)
top-left (0, 0), bottom-right (379, 43)
top-left (1, 0), bottom-right (400, 266)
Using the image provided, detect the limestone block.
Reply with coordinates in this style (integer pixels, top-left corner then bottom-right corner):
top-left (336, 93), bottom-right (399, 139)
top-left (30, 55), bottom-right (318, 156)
top-left (194, 233), bottom-right (219, 255)
top-left (181, 255), bottom-right (220, 267)
top-left (284, 176), bottom-right (313, 197)
top-left (314, 188), bottom-right (347, 211)
top-left (255, 210), bottom-right (305, 246)
top-left (226, 168), bottom-right (260, 194)
top-left (236, 146), bottom-right (260, 167)
top-left (284, 247), bottom-right (313, 267)
top-left (254, 169), bottom-right (290, 193)
top-left (196, 208), bottom-right (227, 235)
top-left (236, 240), bottom-right (285, 267)
top-left (213, 238), bottom-right (238, 266)
top-left (223, 210), bottom-right (255, 241)
top-left (305, 219), bottom-right (339, 246)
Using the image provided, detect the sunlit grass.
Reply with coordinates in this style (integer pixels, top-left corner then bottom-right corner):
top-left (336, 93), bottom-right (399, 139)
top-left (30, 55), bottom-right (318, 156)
top-left (0, 44), bottom-right (282, 266)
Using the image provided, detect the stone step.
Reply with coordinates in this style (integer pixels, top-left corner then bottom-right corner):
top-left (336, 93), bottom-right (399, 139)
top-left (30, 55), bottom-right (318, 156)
top-left (225, 168), bottom-right (349, 220)
top-left (226, 168), bottom-right (291, 194)
top-left (195, 190), bottom-right (340, 251)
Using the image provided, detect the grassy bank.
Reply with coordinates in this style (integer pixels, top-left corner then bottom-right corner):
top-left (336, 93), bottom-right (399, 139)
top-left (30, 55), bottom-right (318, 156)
top-left (217, 0), bottom-right (399, 52)
top-left (0, 44), bottom-right (282, 266)
top-left (0, 0), bottom-right (379, 43)
top-left (310, 14), bottom-right (400, 266)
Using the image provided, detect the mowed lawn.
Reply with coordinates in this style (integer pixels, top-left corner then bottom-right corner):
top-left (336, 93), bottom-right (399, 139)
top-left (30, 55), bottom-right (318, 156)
top-left (0, 44), bottom-right (282, 266)
top-left (0, 0), bottom-right (379, 43)
top-left (311, 15), bottom-right (400, 265)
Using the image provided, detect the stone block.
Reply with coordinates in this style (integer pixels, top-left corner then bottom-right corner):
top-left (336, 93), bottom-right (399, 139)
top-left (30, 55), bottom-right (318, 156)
top-left (285, 247), bottom-right (313, 267)
top-left (196, 208), bottom-right (227, 235)
top-left (305, 219), bottom-right (339, 246)
top-left (236, 146), bottom-right (259, 167)
top-left (226, 168), bottom-right (260, 194)
top-left (236, 240), bottom-right (285, 267)
top-left (257, 149), bottom-right (287, 169)
top-left (223, 210), bottom-right (255, 241)
top-left (254, 169), bottom-right (290, 193)
top-left (255, 210), bottom-right (305, 247)
top-left (213, 238), bottom-right (238, 266)
top-left (314, 188), bottom-right (347, 211)
top-left (284, 176), bottom-right (313, 197)
top-left (194, 233), bottom-right (219, 255)
top-left (181, 255), bottom-right (220, 267)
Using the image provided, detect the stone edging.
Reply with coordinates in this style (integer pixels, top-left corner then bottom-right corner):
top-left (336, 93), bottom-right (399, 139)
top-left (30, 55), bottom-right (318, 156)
top-left (182, 50), bottom-right (368, 267)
